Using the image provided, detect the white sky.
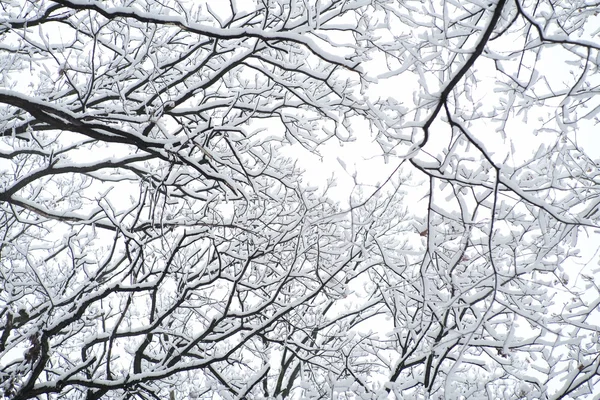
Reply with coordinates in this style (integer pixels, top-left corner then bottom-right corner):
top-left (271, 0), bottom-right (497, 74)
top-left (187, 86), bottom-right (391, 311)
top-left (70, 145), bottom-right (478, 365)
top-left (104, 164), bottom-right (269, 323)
top-left (2, 1), bottom-right (600, 398)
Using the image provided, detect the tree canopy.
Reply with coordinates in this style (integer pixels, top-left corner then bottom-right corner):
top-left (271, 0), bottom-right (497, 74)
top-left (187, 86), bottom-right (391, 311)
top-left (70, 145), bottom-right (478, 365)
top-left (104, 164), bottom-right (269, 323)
top-left (1, 1), bottom-right (599, 399)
